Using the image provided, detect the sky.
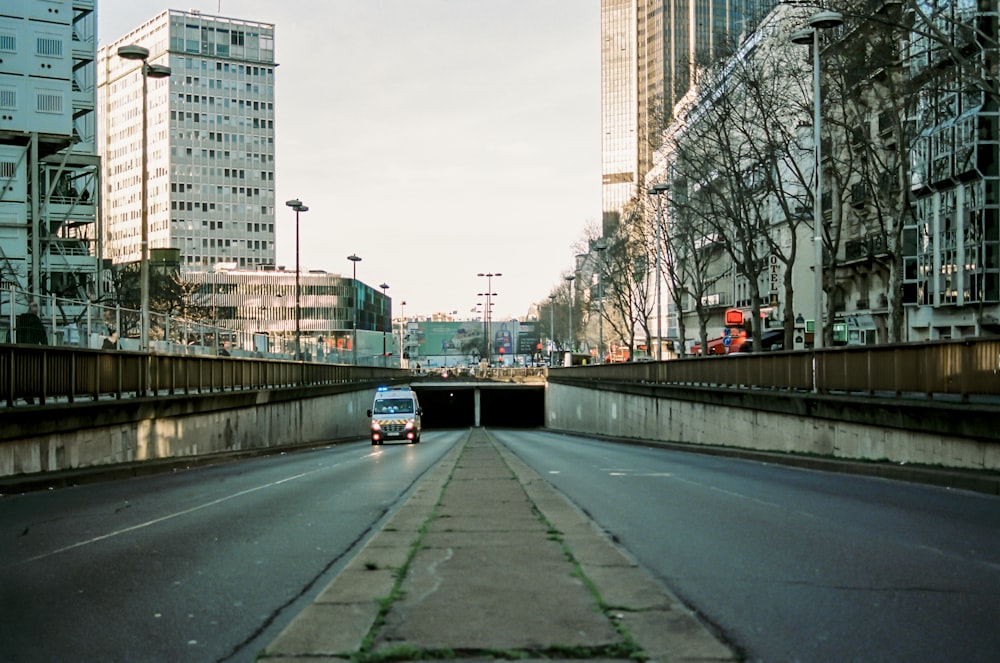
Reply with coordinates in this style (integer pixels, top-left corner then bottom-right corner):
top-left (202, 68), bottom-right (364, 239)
top-left (98, 0), bottom-right (602, 321)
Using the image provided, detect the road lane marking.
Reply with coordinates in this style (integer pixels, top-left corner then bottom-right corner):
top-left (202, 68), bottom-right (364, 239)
top-left (23, 466), bottom-right (333, 563)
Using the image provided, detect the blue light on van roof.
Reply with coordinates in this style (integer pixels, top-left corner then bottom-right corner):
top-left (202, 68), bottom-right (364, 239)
top-left (377, 386), bottom-right (389, 392)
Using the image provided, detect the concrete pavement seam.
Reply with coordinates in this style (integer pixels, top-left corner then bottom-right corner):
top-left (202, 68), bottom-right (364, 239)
top-left (487, 430), bottom-right (741, 663)
top-left (261, 434), bottom-right (468, 661)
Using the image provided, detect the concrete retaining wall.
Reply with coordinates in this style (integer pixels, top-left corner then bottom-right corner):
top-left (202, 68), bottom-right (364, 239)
top-left (0, 384), bottom-right (377, 479)
top-left (545, 380), bottom-right (1000, 472)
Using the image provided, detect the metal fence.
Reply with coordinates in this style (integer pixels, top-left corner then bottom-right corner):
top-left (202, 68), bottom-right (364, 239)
top-left (3, 337), bottom-right (998, 408)
top-left (0, 344), bottom-right (408, 407)
top-left (550, 338), bottom-right (1000, 403)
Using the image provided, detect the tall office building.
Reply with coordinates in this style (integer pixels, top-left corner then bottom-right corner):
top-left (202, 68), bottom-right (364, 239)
top-left (97, 9), bottom-right (276, 272)
top-left (601, 0), bottom-right (772, 233)
top-left (0, 0), bottom-right (100, 313)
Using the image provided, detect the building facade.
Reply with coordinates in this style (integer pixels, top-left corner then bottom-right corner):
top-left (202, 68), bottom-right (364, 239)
top-left (0, 0), bottom-right (101, 324)
top-left (97, 9), bottom-right (276, 273)
top-left (186, 266), bottom-right (394, 364)
top-left (902, 0), bottom-right (1000, 340)
top-left (600, 0), bottom-right (772, 235)
top-left (648, 1), bottom-right (1000, 350)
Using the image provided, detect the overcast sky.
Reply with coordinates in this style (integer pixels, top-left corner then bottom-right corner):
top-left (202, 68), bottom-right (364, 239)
top-left (98, 0), bottom-right (601, 320)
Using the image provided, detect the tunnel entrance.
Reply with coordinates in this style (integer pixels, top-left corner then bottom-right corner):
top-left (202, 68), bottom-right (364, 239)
top-left (412, 384), bottom-right (545, 429)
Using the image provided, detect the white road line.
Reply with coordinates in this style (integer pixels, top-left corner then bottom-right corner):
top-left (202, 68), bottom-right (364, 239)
top-left (24, 465), bottom-right (336, 563)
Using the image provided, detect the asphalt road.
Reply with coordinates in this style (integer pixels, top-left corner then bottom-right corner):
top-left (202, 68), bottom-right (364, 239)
top-left (493, 430), bottom-right (1000, 663)
top-left (0, 431), bottom-right (464, 663)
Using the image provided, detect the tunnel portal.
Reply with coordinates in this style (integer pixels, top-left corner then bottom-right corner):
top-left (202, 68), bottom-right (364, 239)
top-left (412, 383), bottom-right (545, 429)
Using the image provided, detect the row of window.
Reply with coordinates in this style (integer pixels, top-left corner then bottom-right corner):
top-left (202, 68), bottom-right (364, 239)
top-left (169, 218), bottom-right (275, 234)
top-left (184, 255), bottom-right (271, 268)
top-left (177, 57), bottom-right (275, 78)
top-left (166, 184), bottom-right (271, 199)
top-left (171, 110), bottom-right (274, 128)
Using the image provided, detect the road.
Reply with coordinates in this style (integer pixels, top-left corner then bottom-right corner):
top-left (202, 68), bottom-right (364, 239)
top-left (0, 432), bottom-right (465, 663)
top-left (493, 430), bottom-right (1000, 663)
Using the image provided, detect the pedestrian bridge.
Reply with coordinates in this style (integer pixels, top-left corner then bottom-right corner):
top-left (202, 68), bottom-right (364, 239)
top-left (2, 340), bottom-right (998, 489)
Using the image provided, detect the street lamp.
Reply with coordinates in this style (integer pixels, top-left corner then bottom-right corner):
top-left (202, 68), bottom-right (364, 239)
top-left (647, 183), bottom-right (669, 361)
top-left (477, 272), bottom-right (501, 364)
top-left (285, 199), bottom-right (308, 359)
top-left (593, 240), bottom-right (608, 363)
top-left (348, 254), bottom-right (362, 365)
top-left (379, 282), bottom-right (389, 367)
top-left (565, 274), bottom-right (575, 355)
top-left (792, 10), bottom-right (843, 351)
top-left (399, 300), bottom-right (407, 368)
top-left (117, 44), bottom-right (170, 352)
top-left (548, 293), bottom-right (556, 366)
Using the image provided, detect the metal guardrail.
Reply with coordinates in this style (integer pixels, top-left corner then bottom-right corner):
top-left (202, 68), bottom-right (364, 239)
top-left (3, 339), bottom-right (998, 408)
top-left (1, 345), bottom-right (408, 407)
top-left (551, 338), bottom-right (1000, 403)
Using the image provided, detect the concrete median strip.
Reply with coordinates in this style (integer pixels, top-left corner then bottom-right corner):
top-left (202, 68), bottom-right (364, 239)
top-left (261, 429), bottom-right (738, 662)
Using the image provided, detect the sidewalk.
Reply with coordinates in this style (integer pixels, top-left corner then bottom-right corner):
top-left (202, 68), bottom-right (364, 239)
top-left (262, 429), bottom-right (738, 662)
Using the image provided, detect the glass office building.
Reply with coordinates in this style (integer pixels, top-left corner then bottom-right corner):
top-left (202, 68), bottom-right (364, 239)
top-left (601, 0), bottom-right (772, 233)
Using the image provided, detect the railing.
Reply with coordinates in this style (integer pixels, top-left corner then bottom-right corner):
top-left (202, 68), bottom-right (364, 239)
top-left (0, 345), bottom-right (408, 407)
top-left (4, 339), bottom-right (998, 408)
top-left (551, 338), bottom-right (1000, 403)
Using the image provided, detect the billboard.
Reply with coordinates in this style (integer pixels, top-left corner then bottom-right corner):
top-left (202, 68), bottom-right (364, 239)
top-left (404, 319), bottom-right (540, 363)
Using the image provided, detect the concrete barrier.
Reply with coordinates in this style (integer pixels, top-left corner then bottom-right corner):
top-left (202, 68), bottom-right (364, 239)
top-left (0, 384), bottom-right (377, 480)
top-left (545, 380), bottom-right (1000, 472)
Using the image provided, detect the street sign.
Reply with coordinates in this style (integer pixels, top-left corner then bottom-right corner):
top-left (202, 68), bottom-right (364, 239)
top-left (723, 335), bottom-right (732, 347)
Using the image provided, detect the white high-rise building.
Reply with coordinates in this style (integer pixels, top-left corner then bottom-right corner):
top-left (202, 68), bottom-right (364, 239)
top-left (97, 9), bottom-right (276, 272)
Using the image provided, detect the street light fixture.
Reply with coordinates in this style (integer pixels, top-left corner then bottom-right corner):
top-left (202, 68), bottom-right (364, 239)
top-left (792, 10), bottom-right (843, 351)
top-left (348, 254), bottom-right (362, 365)
top-left (548, 293), bottom-right (556, 366)
top-left (477, 272), bottom-right (501, 364)
top-left (379, 282), bottom-right (389, 367)
top-left (647, 183), bottom-right (669, 360)
top-left (285, 199), bottom-right (308, 359)
top-left (593, 240), bottom-right (608, 363)
top-left (399, 300), bottom-right (407, 368)
top-left (117, 44), bottom-right (170, 352)
top-left (565, 274), bottom-right (576, 355)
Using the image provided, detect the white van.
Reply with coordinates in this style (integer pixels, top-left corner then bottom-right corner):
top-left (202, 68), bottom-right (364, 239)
top-left (367, 386), bottom-right (422, 445)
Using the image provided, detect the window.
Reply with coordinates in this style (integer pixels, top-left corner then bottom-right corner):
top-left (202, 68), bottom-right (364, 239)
top-left (36, 36), bottom-right (62, 57)
top-left (0, 86), bottom-right (15, 110)
top-left (36, 92), bottom-right (63, 114)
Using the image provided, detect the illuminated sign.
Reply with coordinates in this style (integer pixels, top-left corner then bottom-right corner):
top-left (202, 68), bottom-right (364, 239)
top-left (724, 309), bottom-right (744, 326)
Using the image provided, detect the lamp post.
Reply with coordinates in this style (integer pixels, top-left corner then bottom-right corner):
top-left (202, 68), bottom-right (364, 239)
top-left (348, 254), bottom-right (362, 365)
top-left (477, 272), bottom-right (501, 364)
top-left (117, 44), bottom-right (170, 352)
top-left (548, 293), bottom-right (556, 366)
top-left (593, 240), bottom-right (608, 363)
top-left (792, 10), bottom-right (843, 351)
top-left (565, 274), bottom-right (575, 355)
top-left (379, 282), bottom-right (389, 367)
top-left (399, 300), bottom-right (406, 368)
top-left (647, 183), bottom-right (669, 361)
top-left (285, 199), bottom-right (308, 359)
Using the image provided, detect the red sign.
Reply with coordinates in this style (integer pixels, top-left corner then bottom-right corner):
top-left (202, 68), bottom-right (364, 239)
top-left (725, 309), bottom-right (744, 326)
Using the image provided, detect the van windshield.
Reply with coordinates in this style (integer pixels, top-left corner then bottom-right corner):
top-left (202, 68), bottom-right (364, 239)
top-left (373, 398), bottom-right (414, 414)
